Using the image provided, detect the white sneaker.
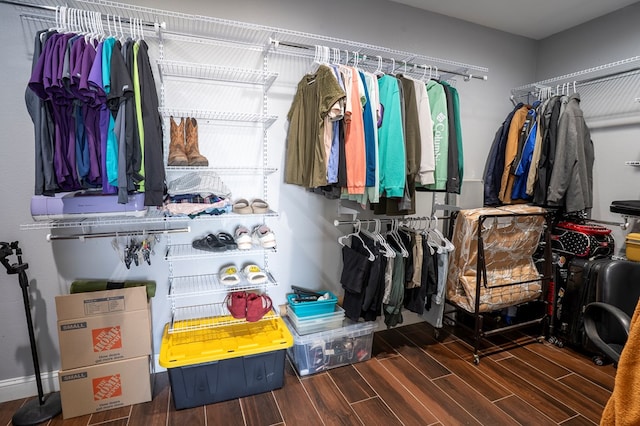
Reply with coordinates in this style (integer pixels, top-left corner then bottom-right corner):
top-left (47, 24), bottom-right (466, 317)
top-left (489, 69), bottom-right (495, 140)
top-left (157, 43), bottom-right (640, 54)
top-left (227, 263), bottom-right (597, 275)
top-left (235, 225), bottom-right (253, 250)
top-left (252, 224), bottom-right (276, 249)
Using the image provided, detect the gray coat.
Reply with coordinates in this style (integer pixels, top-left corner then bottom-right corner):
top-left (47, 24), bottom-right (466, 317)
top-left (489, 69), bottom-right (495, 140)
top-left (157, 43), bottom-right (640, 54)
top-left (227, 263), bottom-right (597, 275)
top-left (546, 93), bottom-right (594, 213)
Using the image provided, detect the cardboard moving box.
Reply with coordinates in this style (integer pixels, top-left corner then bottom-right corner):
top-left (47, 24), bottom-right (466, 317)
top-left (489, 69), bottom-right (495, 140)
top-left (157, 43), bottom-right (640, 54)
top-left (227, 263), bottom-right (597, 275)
top-left (55, 287), bottom-right (152, 370)
top-left (58, 356), bottom-right (152, 419)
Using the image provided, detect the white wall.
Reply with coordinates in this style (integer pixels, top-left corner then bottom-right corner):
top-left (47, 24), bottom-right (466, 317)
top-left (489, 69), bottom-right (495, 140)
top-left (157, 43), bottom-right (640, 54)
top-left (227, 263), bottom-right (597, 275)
top-left (0, 0), bottom-right (537, 401)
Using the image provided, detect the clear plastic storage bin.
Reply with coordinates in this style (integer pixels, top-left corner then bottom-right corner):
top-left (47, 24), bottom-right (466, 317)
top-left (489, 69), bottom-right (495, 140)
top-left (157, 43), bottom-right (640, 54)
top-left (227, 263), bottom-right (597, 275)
top-left (283, 316), bottom-right (377, 376)
top-left (287, 304), bottom-right (345, 335)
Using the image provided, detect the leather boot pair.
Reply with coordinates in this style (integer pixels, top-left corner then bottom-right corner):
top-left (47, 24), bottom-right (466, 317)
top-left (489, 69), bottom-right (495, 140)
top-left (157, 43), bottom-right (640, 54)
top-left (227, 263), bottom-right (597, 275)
top-left (168, 116), bottom-right (208, 167)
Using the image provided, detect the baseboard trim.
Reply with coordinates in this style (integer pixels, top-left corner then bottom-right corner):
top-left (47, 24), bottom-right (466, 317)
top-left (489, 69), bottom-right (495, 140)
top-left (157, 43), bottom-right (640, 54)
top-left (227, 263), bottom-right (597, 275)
top-left (0, 371), bottom-right (59, 403)
top-left (0, 355), bottom-right (166, 404)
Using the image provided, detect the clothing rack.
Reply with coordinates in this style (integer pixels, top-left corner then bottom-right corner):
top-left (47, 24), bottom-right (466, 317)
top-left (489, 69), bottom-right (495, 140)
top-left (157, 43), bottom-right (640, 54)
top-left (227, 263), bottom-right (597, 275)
top-left (334, 217), bottom-right (448, 227)
top-left (510, 56), bottom-right (640, 127)
top-left (511, 55), bottom-right (640, 95)
top-left (0, 0), bottom-right (165, 29)
top-left (46, 226), bottom-right (190, 241)
top-left (270, 39), bottom-right (488, 82)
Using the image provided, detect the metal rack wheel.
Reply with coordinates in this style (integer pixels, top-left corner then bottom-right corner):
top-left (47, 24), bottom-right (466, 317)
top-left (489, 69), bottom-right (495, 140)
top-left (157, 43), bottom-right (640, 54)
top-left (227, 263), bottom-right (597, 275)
top-left (473, 354), bottom-right (480, 365)
top-left (592, 356), bottom-right (604, 366)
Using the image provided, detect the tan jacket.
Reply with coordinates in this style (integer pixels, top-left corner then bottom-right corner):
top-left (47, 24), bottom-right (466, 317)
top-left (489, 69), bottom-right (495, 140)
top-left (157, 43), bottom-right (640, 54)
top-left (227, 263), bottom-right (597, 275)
top-left (498, 105), bottom-right (529, 204)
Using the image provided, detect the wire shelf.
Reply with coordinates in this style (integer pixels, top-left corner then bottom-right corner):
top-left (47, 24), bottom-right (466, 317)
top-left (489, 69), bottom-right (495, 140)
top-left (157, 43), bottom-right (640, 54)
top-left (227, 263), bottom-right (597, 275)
top-left (158, 108), bottom-right (277, 128)
top-left (165, 166), bottom-right (277, 175)
top-left (166, 244), bottom-right (276, 261)
top-left (157, 59), bottom-right (278, 90)
top-left (168, 271), bottom-right (276, 298)
top-left (11, 0), bottom-right (489, 77)
top-left (169, 303), bottom-right (277, 333)
top-left (21, 208), bottom-right (279, 231)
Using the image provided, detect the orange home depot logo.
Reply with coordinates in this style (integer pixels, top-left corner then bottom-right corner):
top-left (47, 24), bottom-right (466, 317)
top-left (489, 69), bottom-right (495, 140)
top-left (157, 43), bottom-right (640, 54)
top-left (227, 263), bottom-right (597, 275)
top-left (92, 374), bottom-right (122, 401)
top-left (92, 326), bottom-right (122, 352)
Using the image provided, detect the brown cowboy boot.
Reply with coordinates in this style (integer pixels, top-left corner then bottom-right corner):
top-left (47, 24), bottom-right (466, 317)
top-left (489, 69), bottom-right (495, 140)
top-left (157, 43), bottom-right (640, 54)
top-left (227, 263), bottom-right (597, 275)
top-left (168, 116), bottom-right (188, 166)
top-left (185, 117), bottom-right (209, 166)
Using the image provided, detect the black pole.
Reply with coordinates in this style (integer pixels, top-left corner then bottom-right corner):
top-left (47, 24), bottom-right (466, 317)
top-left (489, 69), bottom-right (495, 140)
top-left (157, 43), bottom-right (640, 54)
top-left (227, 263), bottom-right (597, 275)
top-left (1, 241), bottom-right (61, 425)
top-left (18, 266), bottom-right (45, 405)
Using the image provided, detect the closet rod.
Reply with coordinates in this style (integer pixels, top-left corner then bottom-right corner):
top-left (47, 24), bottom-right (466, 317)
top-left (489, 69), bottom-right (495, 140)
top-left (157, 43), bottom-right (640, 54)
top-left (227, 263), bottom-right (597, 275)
top-left (585, 217), bottom-right (630, 230)
top-left (334, 217), bottom-right (447, 227)
top-left (46, 226), bottom-right (190, 242)
top-left (270, 39), bottom-right (487, 81)
top-left (0, 0), bottom-right (163, 29)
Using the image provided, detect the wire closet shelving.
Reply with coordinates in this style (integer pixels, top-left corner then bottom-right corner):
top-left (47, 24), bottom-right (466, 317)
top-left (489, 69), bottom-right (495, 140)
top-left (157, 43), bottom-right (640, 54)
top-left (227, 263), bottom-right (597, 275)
top-left (511, 56), bottom-right (640, 128)
top-left (9, 0), bottom-right (490, 233)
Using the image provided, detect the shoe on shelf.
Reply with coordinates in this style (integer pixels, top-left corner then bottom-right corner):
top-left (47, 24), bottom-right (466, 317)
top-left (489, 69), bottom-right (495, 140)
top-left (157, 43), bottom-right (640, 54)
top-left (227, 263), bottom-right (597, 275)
top-left (235, 225), bottom-right (253, 250)
top-left (252, 224), bottom-right (276, 249)
top-left (242, 264), bottom-right (268, 285)
top-left (192, 233), bottom-right (227, 252)
top-left (219, 265), bottom-right (241, 286)
top-left (250, 199), bottom-right (269, 213)
top-left (233, 199), bottom-right (252, 214)
top-left (184, 117), bottom-right (209, 166)
top-left (225, 291), bottom-right (247, 319)
top-left (245, 293), bottom-right (273, 322)
top-left (216, 231), bottom-right (238, 250)
top-left (168, 116), bottom-right (188, 166)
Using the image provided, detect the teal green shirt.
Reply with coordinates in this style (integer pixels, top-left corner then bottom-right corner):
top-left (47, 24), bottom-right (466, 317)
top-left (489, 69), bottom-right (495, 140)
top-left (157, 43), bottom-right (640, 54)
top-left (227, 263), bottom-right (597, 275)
top-left (377, 75), bottom-right (406, 198)
top-left (426, 81), bottom-right (448, 191)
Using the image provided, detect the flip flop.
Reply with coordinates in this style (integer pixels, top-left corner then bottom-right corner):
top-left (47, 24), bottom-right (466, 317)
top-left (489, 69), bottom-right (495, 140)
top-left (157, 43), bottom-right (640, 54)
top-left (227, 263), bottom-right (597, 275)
top-left (217, 231), bottom-right (238, 250)
top-left (192, 234), bottom-right (227, 252)
top-left (251, 199), bottom-right (269, 213)
top-left (219, 265), bottom-right (241, 286)
top-left (243, 264), bottom-right (268, 284)
top-left (233, 199), bottom-right (252, 214)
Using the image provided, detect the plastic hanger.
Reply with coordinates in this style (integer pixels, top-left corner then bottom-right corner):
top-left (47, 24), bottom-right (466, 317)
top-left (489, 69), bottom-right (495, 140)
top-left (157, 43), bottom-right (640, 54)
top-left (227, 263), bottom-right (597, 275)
top-left (362, 220), bottom-right (395, 258)
top-left (428, 215), bottom-right (454, 251)
top-left (387, 220), bottom-right (409, 258)
top-left (374, 219), bottom-right (396, 258)
top-left (337, 221), bottom-right (375, 261)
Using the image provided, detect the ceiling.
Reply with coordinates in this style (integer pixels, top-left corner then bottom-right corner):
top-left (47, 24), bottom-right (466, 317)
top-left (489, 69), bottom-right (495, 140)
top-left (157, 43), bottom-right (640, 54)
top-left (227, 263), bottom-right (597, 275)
top-left (389, 0), bottom-right (640, 39)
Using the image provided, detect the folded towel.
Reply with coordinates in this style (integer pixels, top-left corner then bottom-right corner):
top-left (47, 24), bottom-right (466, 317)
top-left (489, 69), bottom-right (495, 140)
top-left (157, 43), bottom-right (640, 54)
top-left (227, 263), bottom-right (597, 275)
top-left (600, 297), bottom-right (640, 425)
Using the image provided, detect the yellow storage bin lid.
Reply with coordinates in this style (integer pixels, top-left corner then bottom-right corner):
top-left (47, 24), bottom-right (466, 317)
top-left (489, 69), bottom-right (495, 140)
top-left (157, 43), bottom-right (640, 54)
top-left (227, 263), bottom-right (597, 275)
top-left (159, 317), bottom-right (293, 368)
top-left (626, 233), bottom-right (640, 244)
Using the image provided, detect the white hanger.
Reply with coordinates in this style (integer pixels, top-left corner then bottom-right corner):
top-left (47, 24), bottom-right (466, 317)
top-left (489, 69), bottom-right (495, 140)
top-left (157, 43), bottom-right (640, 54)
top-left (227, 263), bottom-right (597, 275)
top-left (374, 219), bottom-right (396, 258)
top-left (374, 56), bottom-right (384, 76)
top-left (338, 221), bottom-right (375, 261)
top-left (362, 220), bottom-right (395, 258)
top-left (427, 215), bottom-right (454, 251)
top-left (389, 219), bottom-right (409, 257)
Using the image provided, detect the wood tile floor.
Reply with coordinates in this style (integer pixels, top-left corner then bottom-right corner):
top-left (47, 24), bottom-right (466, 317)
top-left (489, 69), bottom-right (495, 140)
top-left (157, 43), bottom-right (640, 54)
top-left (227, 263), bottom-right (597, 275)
top-left (0, 321), bottom-right (614, 425)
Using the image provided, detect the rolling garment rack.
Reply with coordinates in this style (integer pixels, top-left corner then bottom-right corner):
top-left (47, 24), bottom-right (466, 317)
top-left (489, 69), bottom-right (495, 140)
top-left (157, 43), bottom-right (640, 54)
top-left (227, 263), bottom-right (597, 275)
top-left (443, 208), bottom-right (553, 364)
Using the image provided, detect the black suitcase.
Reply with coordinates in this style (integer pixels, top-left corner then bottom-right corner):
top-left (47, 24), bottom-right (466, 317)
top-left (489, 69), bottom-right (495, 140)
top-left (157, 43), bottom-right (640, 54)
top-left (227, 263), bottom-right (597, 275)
top-left (555, 257), bottom-right (612, 349)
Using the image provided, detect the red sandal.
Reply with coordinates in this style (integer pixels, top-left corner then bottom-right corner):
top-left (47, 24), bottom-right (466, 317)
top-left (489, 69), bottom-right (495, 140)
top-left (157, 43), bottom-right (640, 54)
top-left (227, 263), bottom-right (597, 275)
top-left (245, 293), bottom-right (273, 322)
top-left (225, 291), bottom-right (248, 319)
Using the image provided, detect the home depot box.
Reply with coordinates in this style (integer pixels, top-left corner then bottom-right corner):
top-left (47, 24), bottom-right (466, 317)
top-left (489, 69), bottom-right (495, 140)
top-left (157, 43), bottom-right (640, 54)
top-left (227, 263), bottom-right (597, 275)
top-left (58, 355), bottom-right (152, 419)
top-left (55, 287), bottom-right (152, 370)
